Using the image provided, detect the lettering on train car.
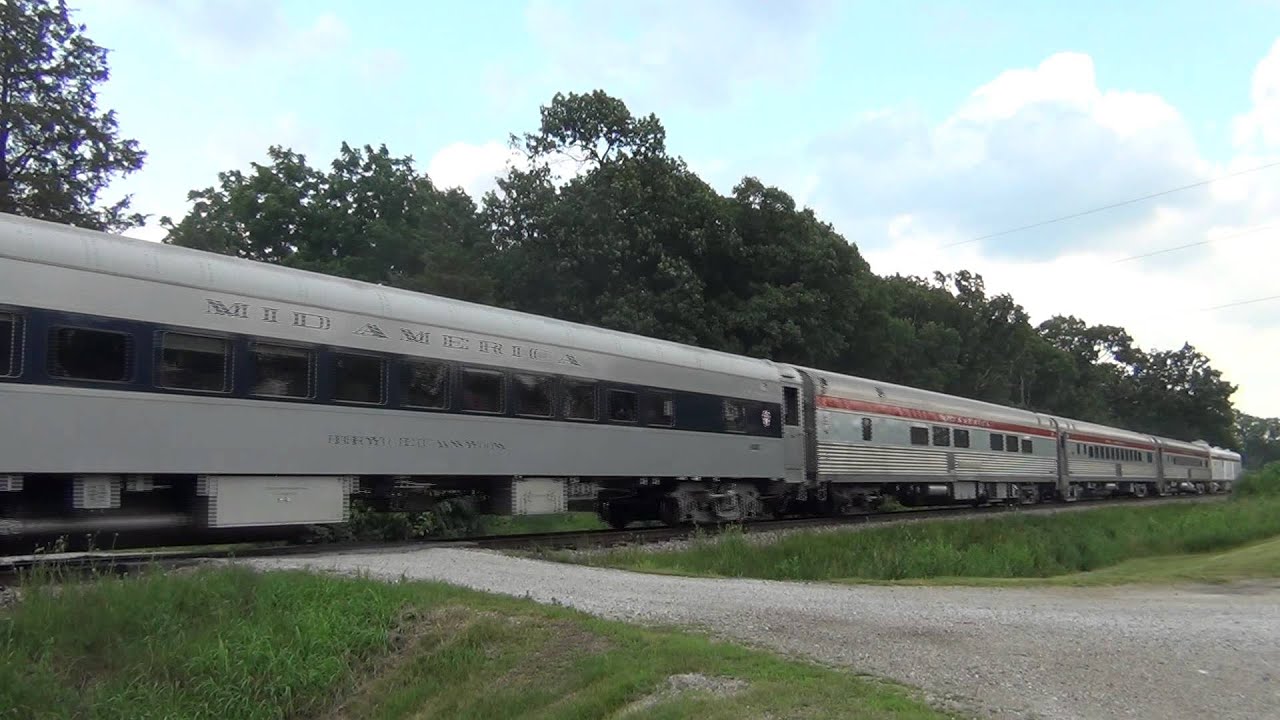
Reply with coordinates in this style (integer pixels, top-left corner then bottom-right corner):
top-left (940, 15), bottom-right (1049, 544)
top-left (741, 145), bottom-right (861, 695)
top-left (205, 296), bottom-right (583, 367)
top-left (326, 434), bottom-right (507, 451)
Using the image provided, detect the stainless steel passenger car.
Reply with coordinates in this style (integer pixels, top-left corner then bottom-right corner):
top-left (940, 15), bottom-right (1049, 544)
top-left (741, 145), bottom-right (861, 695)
top-left (797, 367), bottom-right (1061, 509)
top-left (0, 214), bottom-right (788, 537)
top-left (1053, 417), bottom-right (1160, 498)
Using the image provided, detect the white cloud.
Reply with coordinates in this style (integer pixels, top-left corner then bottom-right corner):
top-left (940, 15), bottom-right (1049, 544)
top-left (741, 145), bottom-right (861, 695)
top-left (807, 49), bottom-right (1280, 416)
top-left (427, 141), bottom-right (521, 198)
top-left (1234, 38), bottom-right (1280, 152)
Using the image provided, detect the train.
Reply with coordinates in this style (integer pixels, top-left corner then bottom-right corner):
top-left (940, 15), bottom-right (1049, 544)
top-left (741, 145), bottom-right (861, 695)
top-left (0, 212), bottom-right (1244, 542)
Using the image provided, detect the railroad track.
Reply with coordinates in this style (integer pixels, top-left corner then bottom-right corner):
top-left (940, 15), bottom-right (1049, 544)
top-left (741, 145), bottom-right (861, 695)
top-left (0, 493), bottom-right (1225, 582)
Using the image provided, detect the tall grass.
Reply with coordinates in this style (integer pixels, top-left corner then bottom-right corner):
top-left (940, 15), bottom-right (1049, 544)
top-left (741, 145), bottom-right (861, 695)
top-left (1233, 460), bottom-right (1280, 498)
top-left (580, 491), bottom-right (1280, 583)
top-left (0, 566), bottom-right (405, 719)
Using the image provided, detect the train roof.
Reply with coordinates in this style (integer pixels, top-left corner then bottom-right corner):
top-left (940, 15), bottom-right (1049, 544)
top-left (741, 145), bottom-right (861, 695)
top-left (1154, 436), bottom-right (1210, 455)
top-left (1043, 415), bottom-right (1157, 446)
top-left (0, 213), bottom-right (784, 383)
top-left (794, 365), bottom-right (1056, 430)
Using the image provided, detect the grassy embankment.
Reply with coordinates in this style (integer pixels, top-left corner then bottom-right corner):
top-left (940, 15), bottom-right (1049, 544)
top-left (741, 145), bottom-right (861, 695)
top-left (557, 463), bottom-right (1280, 586)
top-left (0, 565), bottom-right (949, 720)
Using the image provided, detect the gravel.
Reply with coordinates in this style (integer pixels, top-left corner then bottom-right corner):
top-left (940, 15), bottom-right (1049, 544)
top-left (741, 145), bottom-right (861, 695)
top-left (245, 548), bottom-right (1280, 720)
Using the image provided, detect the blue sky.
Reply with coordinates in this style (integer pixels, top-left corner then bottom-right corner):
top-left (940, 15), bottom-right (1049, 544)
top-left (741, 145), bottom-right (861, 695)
top-left (72, 1), bottom-right (1280, 418)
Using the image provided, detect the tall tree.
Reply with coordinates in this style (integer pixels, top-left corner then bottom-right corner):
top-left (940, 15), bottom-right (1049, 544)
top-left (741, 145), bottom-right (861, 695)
top-left (1237, 413), bottom-right (1280, 469)
top-left (162, 143), bottom-right (497, 304)
top-left (0, 0), bottom-right (145, 231)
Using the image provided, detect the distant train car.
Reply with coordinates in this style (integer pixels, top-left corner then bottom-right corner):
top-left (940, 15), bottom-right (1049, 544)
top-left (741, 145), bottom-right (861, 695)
top-left (0, 213), bottom-right (790, 538)
top-left (795, 367), bottom-right (1060, 509)
top-left (1155, 437), bottom-right (1213, 494)
top-left (1209, 446), bottom-right (1243, 492)
top-left (1051, 416), bottom-right (1160, 498)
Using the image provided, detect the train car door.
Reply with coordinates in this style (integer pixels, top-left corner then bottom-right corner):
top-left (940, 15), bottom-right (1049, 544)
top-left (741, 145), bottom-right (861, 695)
top-left (782, 380), bottom-right (806, 483)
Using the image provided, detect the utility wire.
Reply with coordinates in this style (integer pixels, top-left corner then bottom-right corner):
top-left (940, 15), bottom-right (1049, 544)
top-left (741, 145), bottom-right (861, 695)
top-left (946, 159), bottom-right (1280, 248)
top-left (1111, 222), bottom-right (1275, 264)
top-left (1199, 294), bottom-right (1280, 312)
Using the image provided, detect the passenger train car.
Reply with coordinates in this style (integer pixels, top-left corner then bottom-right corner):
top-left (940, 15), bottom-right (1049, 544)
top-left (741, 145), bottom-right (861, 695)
top-left (0, 213), bottom-right (1246, 540)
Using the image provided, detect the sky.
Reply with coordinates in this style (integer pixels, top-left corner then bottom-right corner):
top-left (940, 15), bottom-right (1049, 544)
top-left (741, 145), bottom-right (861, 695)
top-left (69, 0), bottom-right (1280, 419)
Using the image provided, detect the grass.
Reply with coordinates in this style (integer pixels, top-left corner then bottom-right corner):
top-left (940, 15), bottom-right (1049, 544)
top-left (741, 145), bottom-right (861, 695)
top-left (0, 565), bottom-right (951, 720)
top-left (559, 464), bottom-right (1280, 584)
top-left (478, 511), bottom-right (607, 535)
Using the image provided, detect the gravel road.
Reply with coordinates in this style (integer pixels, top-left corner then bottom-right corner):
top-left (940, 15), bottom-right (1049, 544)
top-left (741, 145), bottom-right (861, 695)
top-left (246, 548), bottom-right (1280, 720)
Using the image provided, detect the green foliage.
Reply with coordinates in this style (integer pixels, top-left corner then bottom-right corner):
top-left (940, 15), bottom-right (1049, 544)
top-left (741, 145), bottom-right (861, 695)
top-left (161, 143), bottom-right (498, 304)
top-left (571, 498), bottom-right (1280, 582)
top-left (0, 0), bottom-right (146, 231)
top-left (1, 566), bottom-right (949, 719)
top-left (1233, 461), bottom-right (1280, 498)
top-left (1237, 413), bottom-right (1280, 469)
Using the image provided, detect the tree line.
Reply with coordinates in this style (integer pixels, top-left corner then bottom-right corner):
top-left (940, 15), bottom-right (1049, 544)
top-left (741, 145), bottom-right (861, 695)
top-left (2, 0), bottom-right (1270, 461)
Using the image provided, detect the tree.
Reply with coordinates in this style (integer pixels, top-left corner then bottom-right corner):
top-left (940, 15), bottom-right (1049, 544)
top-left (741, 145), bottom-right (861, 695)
top-left (162, 143), bottom-right (497, 304)
top-left (1237, 413), bottom-right (1280, 469)
top-left (0, 0), bottom-right (145, 231)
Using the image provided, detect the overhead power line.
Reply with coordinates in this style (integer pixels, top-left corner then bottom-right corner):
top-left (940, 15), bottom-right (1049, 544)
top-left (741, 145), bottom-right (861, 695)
top-left (1199, 294), bottom-right (1280, 312)
top-left (946, 159), bottom-right (1280, 249)
top-left (1111, 222), bottom-right (1276, 264)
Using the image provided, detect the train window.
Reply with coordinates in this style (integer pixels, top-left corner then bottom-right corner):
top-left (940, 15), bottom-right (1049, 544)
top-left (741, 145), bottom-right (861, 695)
top-left (157, 333), bottom-right (229, 392)
top-left (784, 387), bottom-right (800, 426)
top-left (647, 393), bottom-right (675, 426)
top-left (562, 380), bottom-right (597, 420)
top-left (0, 313), bottom-right (17, 377)
top-left (460, 367), bottom-right (504, 413)
top-left (513, 373), bottom-right (553, 417)
top-left (1147, 452), bottom-right (1153, 463)
top-left (931, 426), bottom-right (951, 447)
top-left (861, 417), bottom-right (873, 441)
top-left (608, 390), bottom-right (639, 423)
top-left (722, 399), bottom-right (746, 433)
top-left (954, 429), bottom-right (970, 448)
top-left (1004, 434), bottom-right (1019, 453)
top-left (1021, 439), bottom-right (1033, 454)
top-left (989, 433), bottom-right (1004, 451)
top-left (250, 343), bottom-right (312, 398)
top-left (910, 426), bottom-right (929, 445)
top-left (48, 327), bottom-right (133, 382)
top-left (402, 359), bottom-right (449, 409)
top-left (333, 353), bottom-right (384, 404)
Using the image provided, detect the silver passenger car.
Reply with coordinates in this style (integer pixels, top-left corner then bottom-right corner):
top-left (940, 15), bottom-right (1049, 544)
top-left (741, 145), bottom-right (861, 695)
top-left (0, 214), bottom-right (788, 536)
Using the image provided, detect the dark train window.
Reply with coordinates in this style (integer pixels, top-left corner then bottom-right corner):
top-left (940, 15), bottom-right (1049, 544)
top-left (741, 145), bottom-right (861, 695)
top-left (1005, 434), bottom-right (1019, 453)
top-left (157, 333), bottom-right (229, 392)
top-left (48, 327), bottom-right (132, 382)
top-left (1087, 445), bottom-right (1096, 458)
top-left (402, 359), bottom-right (449, 409)
top-left (1021, 439), bottom-right (1033, 454)
top-left (607, 389), bottom-right (638, 422)
top-left (722, 399), bottom-right (746, 433)
top-left (910, 426), bottom-right (929, 445)
top-left (250, 343), bottom-right (312, 398)
top-left (932, 426), bottom-right (951, 446)
top-left (460, 367), bottom-right (504, 413)
top-left (648, 393), bottom-right (675, 426)
top-left (861, 417), bottom-right (873, 441)
top-left (784, 387), bottom-right (800, 426)
top-left (1147, 452), bottom-right (1153, 463)
top-left (0, 312), bottom-right (17, 377)
top-left (562, 380), bottom-right (597, 420)
top-left (990, 433), bottom-right (1003, 451)
top-left (514, 373), bottom-right (553, 417)
top-left (333, 353), bottom-right (384, 404)
top-left (608, 389), bottom-right (639, 422)
top-left (954, 429), bottom-right (970, 448)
